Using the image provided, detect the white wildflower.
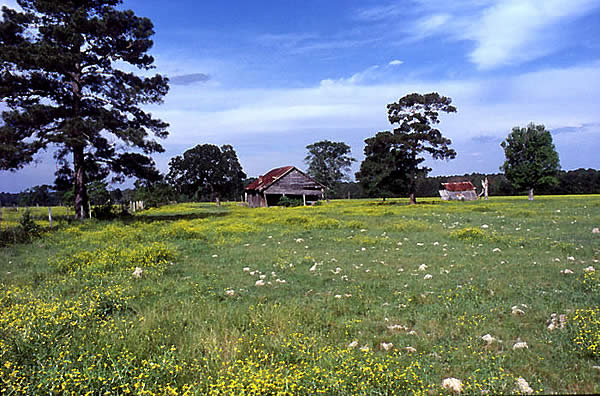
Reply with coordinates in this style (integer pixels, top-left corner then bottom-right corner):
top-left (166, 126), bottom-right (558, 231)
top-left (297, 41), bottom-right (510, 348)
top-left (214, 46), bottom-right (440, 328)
top-left (334, 294), bottom-right (342, 299)
top-left (259, 274), bottom-right (266, 279)
top-left (387, 324), bottom-right (409, 331)
top-left (584, 266), bottom-right (595, 273)
top-left (515, 377), bottom-right (533, 394)
top-left (405, 346), bottom-right (417, 353)
top-left (418, 264), bottom-right (428, 271)
top-left (275, 279), bottom-right (287, 284)
top-left (225, 289), bottom-right (235, 296)
top-left (295, 238), bottom-right (304, 243)
top-left (560, 269), bottom-right (574, 274)
top-left (512, 341), bottom-right (528, 350)
top-left (481, 334), bottom-right (496, 345)
top-left (255, 279), bottom-right (265, 286)
top-left (212, 254), bottom-right (218, 258)
top-left (512, 306), bottom-right (525, 316)
top-left (360, 229), bottom-right (367, 232)
top-left (309, 263), bottom-right (318, 272)
top-left (361, 247), bottom-right (366, 251)
top-left (567, 256), bottom-right (575, 261)
top-left (359, 345), bottom-right (370, 352)
top-left (347, 341), bottom-right (358, 349)
top-left (593, 227), bottom-right (599, 234)
top-left (481, 224), bottom-right (489, 229)
top-left (331, 267), bottom-right (342, 274)
top-left (380, 342), bottom-right (394, 351)
top-left (424, 274), bottom-right (433, 280)
top-left (442, 378), bottom-right (463, 394)
top-left (243, 267), bottom-right (250, 272)
top-left (132, 267), bottom-right (143, 278)
top-left (492, 248), bottom-right (501, 253)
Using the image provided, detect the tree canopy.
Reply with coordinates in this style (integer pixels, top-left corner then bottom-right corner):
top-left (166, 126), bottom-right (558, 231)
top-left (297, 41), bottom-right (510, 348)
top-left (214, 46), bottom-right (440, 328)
top-left (500, 123), bottom-right (560, 200)
top-left (357, 93), bottom-right (457, 203)
top-left (355, 131), bottom-right (412, 199)
top-left (167, 144), bottom-right (246, 204)
top-left (0, 0), bottom-right (169, 218)
top-left (305, 140), bottom-right (355, 198)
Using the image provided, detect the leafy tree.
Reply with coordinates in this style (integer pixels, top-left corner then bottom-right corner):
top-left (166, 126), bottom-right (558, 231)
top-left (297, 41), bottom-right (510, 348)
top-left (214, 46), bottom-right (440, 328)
top-left (87, 180), bottom-right (110, 205)
top-left (500, 123), bottom-right (560, 200)
top-left (167, 144), bottom-right (246, 205)
top-left (0, 0), bottom-right (169, 219)
top-left (355, 131), bottom-right (412, 200)
top-left (305, 140), bottom-right (355, 198)
top-left (357, 93), bottom-right (457, 204)
top-left (17, 184), bottom-right (57, 206)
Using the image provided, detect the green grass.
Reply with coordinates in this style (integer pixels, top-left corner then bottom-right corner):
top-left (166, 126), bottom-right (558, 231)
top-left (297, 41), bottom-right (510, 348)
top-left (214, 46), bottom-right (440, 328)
top-left (1, 196), bottom-right (599, 394)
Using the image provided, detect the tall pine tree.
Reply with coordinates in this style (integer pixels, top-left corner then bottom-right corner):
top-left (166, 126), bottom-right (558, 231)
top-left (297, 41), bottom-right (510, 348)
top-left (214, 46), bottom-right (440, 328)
top-left (0, 0), bottom-right (169, 218)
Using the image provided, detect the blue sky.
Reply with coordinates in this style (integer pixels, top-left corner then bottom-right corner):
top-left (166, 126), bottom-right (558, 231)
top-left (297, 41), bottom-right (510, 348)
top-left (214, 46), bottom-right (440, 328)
top-left (1, 0), bottom-right (600, 192)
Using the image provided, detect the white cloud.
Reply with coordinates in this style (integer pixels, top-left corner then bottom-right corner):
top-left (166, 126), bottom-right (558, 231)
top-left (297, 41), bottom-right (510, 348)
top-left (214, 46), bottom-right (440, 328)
top-left (157, 59), bottom-right (600, 147)
top-left (389, 60), bottom-right (404, 66)
top-left (464, 0), bottom-right (600, 69)
top-left (355, 0), bottom-right (600, 69)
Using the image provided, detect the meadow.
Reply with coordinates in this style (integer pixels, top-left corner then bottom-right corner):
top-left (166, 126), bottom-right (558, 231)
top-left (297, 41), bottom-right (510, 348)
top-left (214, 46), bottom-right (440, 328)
top-left (0, 196), bottom-right (599, 394)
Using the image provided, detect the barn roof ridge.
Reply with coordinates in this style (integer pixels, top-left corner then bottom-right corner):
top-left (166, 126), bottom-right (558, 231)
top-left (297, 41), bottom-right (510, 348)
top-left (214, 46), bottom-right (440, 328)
top-left (245, 165), bottom-right (326, 191)
top-left (441, 181), bottom-right (476, 192)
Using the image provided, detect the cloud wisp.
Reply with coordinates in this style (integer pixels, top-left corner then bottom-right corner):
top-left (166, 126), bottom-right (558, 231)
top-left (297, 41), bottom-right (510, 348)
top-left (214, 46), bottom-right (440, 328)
top-left (169, 73), bottom-right (211, 86)
top-left (354, 0), bottom-right (600, 69)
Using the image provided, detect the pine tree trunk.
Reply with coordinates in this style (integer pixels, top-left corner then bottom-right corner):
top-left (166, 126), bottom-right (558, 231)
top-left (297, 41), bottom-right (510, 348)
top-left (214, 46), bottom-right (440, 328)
top-left (73, 146), bottom-right (88, 219)
top-left (528, 188), bottom-right (534, 201)
top-left (409, 170), bottom-right (417, 205)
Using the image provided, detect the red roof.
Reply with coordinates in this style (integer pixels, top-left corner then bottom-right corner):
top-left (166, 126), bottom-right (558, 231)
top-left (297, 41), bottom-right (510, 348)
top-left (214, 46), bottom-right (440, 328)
top-left (245, 166), bottom-right (295, 191)
top-left (442, 181), bottom-right (476, 192)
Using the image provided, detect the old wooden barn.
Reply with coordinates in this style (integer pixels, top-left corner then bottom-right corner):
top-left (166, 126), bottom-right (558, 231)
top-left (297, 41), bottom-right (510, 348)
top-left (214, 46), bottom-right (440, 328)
top-left (439, 181), bottom-right (478, 201)
top-left (245, 166), bottom-right (325, 208)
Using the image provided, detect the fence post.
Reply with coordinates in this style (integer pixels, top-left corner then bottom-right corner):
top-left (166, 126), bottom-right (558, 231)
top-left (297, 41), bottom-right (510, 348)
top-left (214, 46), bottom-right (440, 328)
top-left (66, 206), bottom-right (70, 221)
top-left (48, 207), bottom-right (52, 229)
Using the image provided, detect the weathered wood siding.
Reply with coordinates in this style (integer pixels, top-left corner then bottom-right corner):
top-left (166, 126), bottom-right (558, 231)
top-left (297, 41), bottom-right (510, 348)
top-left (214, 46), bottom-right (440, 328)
top-left (264, 170), bottom-right (323, 196)
top-left (247, 192), bottom-right (266, 208)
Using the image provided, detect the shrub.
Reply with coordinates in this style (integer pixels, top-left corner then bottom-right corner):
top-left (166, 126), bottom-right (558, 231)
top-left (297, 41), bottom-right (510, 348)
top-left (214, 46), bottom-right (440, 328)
top-left (278, 196), bottom-right (303, 207)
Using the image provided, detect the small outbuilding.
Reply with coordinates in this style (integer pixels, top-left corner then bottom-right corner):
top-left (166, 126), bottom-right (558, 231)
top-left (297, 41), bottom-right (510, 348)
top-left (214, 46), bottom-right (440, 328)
top-left (439, 181), bottom-right (478, 201)
top-left (245, 166), bottom-right (325, 208)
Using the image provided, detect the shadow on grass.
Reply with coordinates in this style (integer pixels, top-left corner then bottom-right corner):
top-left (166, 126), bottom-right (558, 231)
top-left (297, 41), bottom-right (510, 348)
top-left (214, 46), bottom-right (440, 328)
top-left (374, 200), bottom-right (441, 206)
top-left (126, 211), bottom-right (230, 223)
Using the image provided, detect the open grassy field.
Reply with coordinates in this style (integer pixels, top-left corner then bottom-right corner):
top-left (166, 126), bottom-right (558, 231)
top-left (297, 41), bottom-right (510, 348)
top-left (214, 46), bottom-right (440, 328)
top-left (1, 196), bottom-right (599, 394)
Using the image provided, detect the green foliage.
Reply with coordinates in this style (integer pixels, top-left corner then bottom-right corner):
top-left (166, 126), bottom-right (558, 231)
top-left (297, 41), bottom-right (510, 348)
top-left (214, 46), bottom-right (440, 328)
top-left (570, 308), bottom-right (600, 358)
top-left (305, 140), bottom-right (355, 197)
top-left (1, 196), bottom-right (599, 394)
top-left (277, 196), bottom-right (303, 207)
top-left (167, 144), bottom-right (246, 202)
top-left (501, 123), bottom-right (561, 198)
top-left (18, 210), bottom-right (40, 240)
top-left (0, 0), bottom-right (168, 219)
top-left (357, 93), bottom-right (457, 203)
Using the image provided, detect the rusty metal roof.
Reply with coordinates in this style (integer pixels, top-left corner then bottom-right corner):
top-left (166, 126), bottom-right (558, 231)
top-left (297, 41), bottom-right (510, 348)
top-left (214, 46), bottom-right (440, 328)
top-left (245, 166), bottom-right (295, 191)
top-left (442, 181), bottom-right (476, 192)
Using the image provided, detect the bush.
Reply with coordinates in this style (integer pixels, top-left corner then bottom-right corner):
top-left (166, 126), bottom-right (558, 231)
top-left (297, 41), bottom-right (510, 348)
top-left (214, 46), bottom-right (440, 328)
top-left (278, 196), bottom-right (303, 207)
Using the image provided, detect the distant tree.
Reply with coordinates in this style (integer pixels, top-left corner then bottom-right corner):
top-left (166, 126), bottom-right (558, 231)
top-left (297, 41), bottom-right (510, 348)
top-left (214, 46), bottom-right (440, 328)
top-left (500, 123), bottom-right (560, 200)
top-left (18, 184), bottom-right (56, 206)
top-left (87, 181), bottom-right (110, 206)
top-left (355, 131), bottom-right (413, 200)
top-left (357, 93), bottom-right (457, 203)
top-left (305, 140), bottom-right (355, 198)
top-left (167, 144), bottom-right (246, 205)
top-left (0, 0), bottom-right (169, 219)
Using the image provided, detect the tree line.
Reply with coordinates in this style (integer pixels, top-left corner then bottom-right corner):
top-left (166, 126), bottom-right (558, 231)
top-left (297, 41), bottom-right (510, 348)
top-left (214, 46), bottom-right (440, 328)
top-left (0, 1), bottom-right (592, 212)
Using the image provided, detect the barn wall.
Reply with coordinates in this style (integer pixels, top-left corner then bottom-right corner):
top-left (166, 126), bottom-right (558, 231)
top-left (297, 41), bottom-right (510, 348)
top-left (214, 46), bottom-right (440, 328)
top-left (264, 169), bottom-right (324, 196)
top-left (246, 191), bottom-right (266, 208)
